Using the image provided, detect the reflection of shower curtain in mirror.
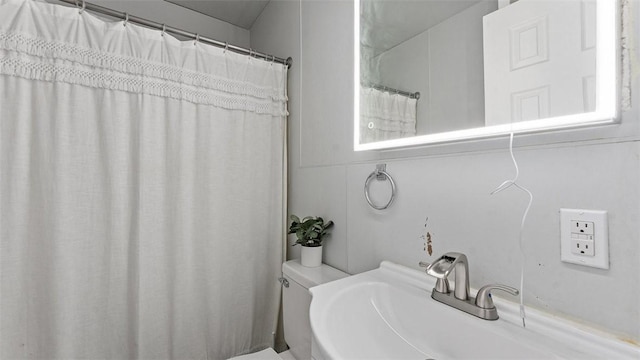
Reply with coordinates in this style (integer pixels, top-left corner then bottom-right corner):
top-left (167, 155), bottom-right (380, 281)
top-left (360, 87), bottom-right (417, 143)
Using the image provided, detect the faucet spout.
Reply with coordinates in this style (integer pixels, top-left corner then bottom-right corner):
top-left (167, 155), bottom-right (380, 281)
top-left (426, 252), bottom-right (470, 300)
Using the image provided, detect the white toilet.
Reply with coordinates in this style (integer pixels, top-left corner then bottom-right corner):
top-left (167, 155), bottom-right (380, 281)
top-left (230, 259), bottom-right (348, 360)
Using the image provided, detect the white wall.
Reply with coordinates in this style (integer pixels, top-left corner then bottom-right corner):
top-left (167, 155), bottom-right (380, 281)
top-left (48, 0), bottom-right (250, 47)
top-left (252, 0), bottom-right (640, 342)
top-left (427, 1), bottom-right (493, 133)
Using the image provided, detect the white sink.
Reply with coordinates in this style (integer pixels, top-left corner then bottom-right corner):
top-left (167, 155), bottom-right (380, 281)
top-left (309, 261), bottom-right (639, 359)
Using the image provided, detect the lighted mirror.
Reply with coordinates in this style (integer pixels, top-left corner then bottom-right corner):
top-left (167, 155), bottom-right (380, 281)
top-left (354, 0), bottom-right (617, 151)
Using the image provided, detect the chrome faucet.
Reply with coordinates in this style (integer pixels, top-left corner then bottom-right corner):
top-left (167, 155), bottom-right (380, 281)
top-left (426, 252), bottom-right (469, 300)
top-left (419, 252), bottom-right (518, 320)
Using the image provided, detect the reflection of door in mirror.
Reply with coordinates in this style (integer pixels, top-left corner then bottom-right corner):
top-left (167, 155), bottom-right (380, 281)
top-left (484, 0), bottom-right (597, 125)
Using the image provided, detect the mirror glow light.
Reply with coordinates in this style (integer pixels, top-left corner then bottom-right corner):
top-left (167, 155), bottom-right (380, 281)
top-left (354, 0), bottom-right (618, 151)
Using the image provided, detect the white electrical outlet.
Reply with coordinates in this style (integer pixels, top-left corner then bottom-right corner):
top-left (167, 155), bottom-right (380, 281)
top-left (572, 221), bottom-right (594, 236)
top-left (571, 239), bottom-right (594, 256)
top-left (560, 209), bottom-right (609, 269)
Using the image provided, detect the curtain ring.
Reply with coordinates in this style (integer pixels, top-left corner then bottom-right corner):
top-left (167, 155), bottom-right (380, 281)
top-left (161, 24), bottom-right (166, 37)
top-left (194, 34), bottom-right (200, 46)
top-left (270, 55), bottom-right (275, 66)
top-left (249, 48), bottom-right (253, 60)
top-left (123, 13), bottom-right (129, 27)
top-left (223, 42), bottom-right (229, 53)
top-left (76, 0), bottom-right (86, 14)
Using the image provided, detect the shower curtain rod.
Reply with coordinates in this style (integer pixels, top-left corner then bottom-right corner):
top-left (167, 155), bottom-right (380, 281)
top-left (362, 82), bottom-right (420, 100)
top-left (59, 0), bottom-right (293, 68)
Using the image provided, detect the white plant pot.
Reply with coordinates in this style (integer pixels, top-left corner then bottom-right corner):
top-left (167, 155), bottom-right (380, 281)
top-left (301, 245), bottom-right (323, 267)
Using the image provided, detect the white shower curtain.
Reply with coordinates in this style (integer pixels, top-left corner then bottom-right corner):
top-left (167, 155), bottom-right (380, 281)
top-left (360, 86), bottom-right (417, 143)
top-left (0, 0), bottom-right (287, 359)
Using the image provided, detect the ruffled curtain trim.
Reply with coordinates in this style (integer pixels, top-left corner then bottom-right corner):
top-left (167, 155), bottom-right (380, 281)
top-left (0, 53), bottom-right (287, 116)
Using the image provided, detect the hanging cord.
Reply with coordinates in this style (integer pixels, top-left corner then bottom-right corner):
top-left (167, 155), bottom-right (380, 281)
top-left (490, 132), bottom-right (533, 328)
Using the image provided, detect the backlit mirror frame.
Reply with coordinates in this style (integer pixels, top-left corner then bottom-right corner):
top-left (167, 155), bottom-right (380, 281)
top-left (354, 0), bottom-right (618, 151)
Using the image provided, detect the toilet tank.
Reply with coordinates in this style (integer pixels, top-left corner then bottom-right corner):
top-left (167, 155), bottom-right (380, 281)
top-left (282, 260), bottom-right (348, 360)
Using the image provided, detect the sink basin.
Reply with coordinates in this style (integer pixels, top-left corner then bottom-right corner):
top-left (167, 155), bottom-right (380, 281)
top-left (309, 261), bottom-right (639, 359)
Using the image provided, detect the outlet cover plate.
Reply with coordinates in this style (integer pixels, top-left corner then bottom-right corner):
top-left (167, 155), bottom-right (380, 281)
top-left (560, 209), bottom-right (609, 269)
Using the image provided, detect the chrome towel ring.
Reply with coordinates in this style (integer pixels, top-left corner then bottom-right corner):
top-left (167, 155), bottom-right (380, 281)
top-left (364, 164), bottom-right (396, 210)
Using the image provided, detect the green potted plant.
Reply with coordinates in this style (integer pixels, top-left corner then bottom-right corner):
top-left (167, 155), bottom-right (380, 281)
top-left (288, 215), bottom-right (334, 267)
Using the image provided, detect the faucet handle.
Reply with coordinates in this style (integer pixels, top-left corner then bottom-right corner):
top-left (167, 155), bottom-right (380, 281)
top-left (475, 284), bottom-right (519, 309)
